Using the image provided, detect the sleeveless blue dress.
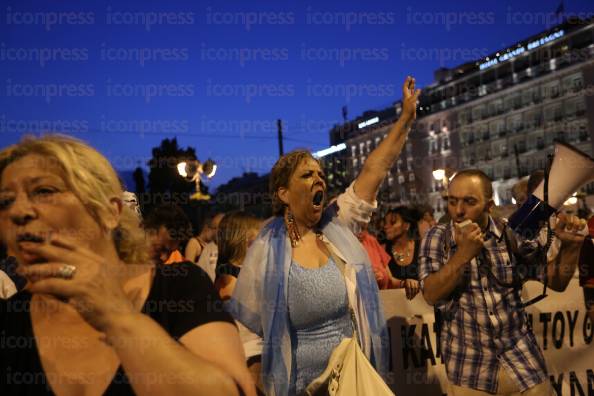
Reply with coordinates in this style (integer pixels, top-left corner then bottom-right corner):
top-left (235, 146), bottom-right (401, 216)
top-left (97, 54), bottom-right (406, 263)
top-left (287, 257), bottom-right (353, 395)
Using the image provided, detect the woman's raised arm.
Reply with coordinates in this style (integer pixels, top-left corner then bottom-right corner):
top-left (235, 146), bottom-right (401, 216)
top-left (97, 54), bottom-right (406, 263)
top-left (353, 76), bottom-right (420, 203)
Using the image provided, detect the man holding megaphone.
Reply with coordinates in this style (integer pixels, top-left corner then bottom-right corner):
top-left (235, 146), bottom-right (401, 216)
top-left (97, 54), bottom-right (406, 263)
top-left (418, 165), bottom-right (588, 396)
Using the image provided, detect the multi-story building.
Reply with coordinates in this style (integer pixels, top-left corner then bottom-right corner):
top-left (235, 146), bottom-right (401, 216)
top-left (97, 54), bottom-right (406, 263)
top-left (328, 18), bottom-right (594, 215)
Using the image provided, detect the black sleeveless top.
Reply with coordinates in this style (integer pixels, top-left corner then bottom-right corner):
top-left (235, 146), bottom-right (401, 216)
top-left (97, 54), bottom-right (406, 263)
top-left (386, 239), bottom-right (421, 281)
top-left (216, 263), bottom-right (241, 279)
top-left (0, 262), bottom-right (234, 396)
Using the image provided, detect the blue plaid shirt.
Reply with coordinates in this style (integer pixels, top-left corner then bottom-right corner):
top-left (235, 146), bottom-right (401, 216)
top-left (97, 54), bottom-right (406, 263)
top-left (418, 217), bottom-right (548, 393)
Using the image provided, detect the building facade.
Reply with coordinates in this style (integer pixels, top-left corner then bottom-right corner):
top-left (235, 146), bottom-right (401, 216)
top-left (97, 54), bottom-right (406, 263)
top-left (328, 18), bottom-right (594, 215)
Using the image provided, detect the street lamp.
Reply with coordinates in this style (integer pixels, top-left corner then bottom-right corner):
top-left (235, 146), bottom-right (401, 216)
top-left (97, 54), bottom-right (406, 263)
top-left (432, 169), bottom-right (445, 181)
top-left (177, 159), bottom-right (217, 200)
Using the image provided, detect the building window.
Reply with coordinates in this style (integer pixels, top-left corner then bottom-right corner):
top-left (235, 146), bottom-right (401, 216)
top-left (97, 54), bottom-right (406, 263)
top-left (494, 165), bottom-right (502, 179)
top-left (409, 173), bottom-right (415, 182)
top-left (573, 76), bottom-right (584, 92)
top-left (579, 126), bottom-right (589, 142)
top-left (442, 135), bottom-right (451, 151)
top-left (430, 139), bottom-right (438, 154)
top-left (527, 135), bottom-right (536, 151)
top-left (513, 115), bottom-right (523, 132)
top-left (512, 93), bottom-right (522, 109)
top-left (467, 131), bottom-right (475, 144)
top-left (545, 82), bottom-right (560, 99)
top-left (503, 166), bottom-right (512, 179)
top-left (398, 175), bottom-right (405, 184)
top-left (500, 142), bottom-right (508, 157)
top-left (544, 106), bottom-right (555, 125)
top-left (563, 73), bottom-right (583, 94)
top-left (458, 112), bottom-right (467, 125)
top-left (554, 105), bottom-right (563, 122)
top-left (545, 131), bottom-right (555, 145)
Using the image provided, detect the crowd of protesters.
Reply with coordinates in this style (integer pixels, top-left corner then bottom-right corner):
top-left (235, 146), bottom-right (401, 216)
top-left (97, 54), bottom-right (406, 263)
top-left (1, 77), bottom-right (593, 396)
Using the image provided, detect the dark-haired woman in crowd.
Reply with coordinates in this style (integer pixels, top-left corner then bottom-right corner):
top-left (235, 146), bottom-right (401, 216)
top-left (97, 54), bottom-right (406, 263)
top-left (228, 76), bottom-right (420, 395)
top-left (383, 206), bottom-right (422, 300)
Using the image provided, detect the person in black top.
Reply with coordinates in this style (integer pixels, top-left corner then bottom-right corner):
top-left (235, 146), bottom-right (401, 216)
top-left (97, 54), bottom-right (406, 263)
top-left (0, 135), bottom-right (255, 396)
top-left (383, 206), bottom-right (422, 300)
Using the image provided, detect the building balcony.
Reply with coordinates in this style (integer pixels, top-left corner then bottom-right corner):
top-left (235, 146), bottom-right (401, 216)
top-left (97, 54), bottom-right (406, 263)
top-left (572, 84), bottom-right (584, 93)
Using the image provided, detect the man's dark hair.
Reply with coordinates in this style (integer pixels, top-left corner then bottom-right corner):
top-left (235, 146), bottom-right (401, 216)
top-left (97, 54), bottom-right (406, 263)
top-left (144, 204), bottom-right (193, 242)
top-left (450, 169), bottom-right (493, 200)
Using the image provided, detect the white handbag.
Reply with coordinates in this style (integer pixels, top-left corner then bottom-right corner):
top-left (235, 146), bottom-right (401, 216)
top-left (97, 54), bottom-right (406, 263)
top-left (305, 248), bottom-right (395, 396)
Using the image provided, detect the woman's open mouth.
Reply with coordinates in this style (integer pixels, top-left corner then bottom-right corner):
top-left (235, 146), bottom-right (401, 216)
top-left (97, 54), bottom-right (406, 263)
top-left (312, 190), bottom-right (324, 210)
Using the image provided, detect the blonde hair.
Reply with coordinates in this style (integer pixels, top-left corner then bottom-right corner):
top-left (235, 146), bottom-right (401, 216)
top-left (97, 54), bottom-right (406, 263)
top-left (0, 134), bottom-right (149, 264)
top-left (217, 211), bottom-right (261, 266)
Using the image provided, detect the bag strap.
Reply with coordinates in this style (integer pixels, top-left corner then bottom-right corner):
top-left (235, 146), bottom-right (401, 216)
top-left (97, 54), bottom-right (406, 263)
top-left (323, 241), bottom-right (360, 341)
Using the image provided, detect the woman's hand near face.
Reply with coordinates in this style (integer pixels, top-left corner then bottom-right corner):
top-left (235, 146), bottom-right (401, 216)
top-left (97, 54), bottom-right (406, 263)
top-left (17, 235), bottom-right (134, 332)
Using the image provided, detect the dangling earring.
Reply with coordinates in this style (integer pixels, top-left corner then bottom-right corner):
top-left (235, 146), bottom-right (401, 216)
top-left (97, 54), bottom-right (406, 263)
top-left (285, 208), bottom-right (301, 248)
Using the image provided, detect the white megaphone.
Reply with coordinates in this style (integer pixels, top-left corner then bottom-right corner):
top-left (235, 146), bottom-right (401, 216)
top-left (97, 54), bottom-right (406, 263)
top-left (508, 141), bottom-right (594, 239)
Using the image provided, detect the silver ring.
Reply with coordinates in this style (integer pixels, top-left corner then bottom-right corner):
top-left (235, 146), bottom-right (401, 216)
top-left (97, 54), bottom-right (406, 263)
top-left (58, 264), bottom-right (77, 279)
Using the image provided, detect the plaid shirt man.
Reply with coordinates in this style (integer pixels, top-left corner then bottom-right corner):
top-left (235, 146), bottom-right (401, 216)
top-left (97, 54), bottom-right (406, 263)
top-left (418, 217), bottom-right (549, 393)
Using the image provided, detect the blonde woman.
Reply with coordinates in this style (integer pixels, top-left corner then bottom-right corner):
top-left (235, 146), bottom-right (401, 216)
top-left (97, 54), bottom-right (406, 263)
top-left (0, 135), bottom-right (255, 396)
top-left (229, 76), bottom-right (420, 395)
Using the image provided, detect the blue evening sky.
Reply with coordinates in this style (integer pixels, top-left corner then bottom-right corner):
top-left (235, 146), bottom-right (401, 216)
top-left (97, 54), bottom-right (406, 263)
top-left (0, 0), bottom-right (591, 189)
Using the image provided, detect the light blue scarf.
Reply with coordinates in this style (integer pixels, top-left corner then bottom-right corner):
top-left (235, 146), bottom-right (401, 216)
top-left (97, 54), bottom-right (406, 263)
top-left (227, 205), bottom-right (389, 395)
